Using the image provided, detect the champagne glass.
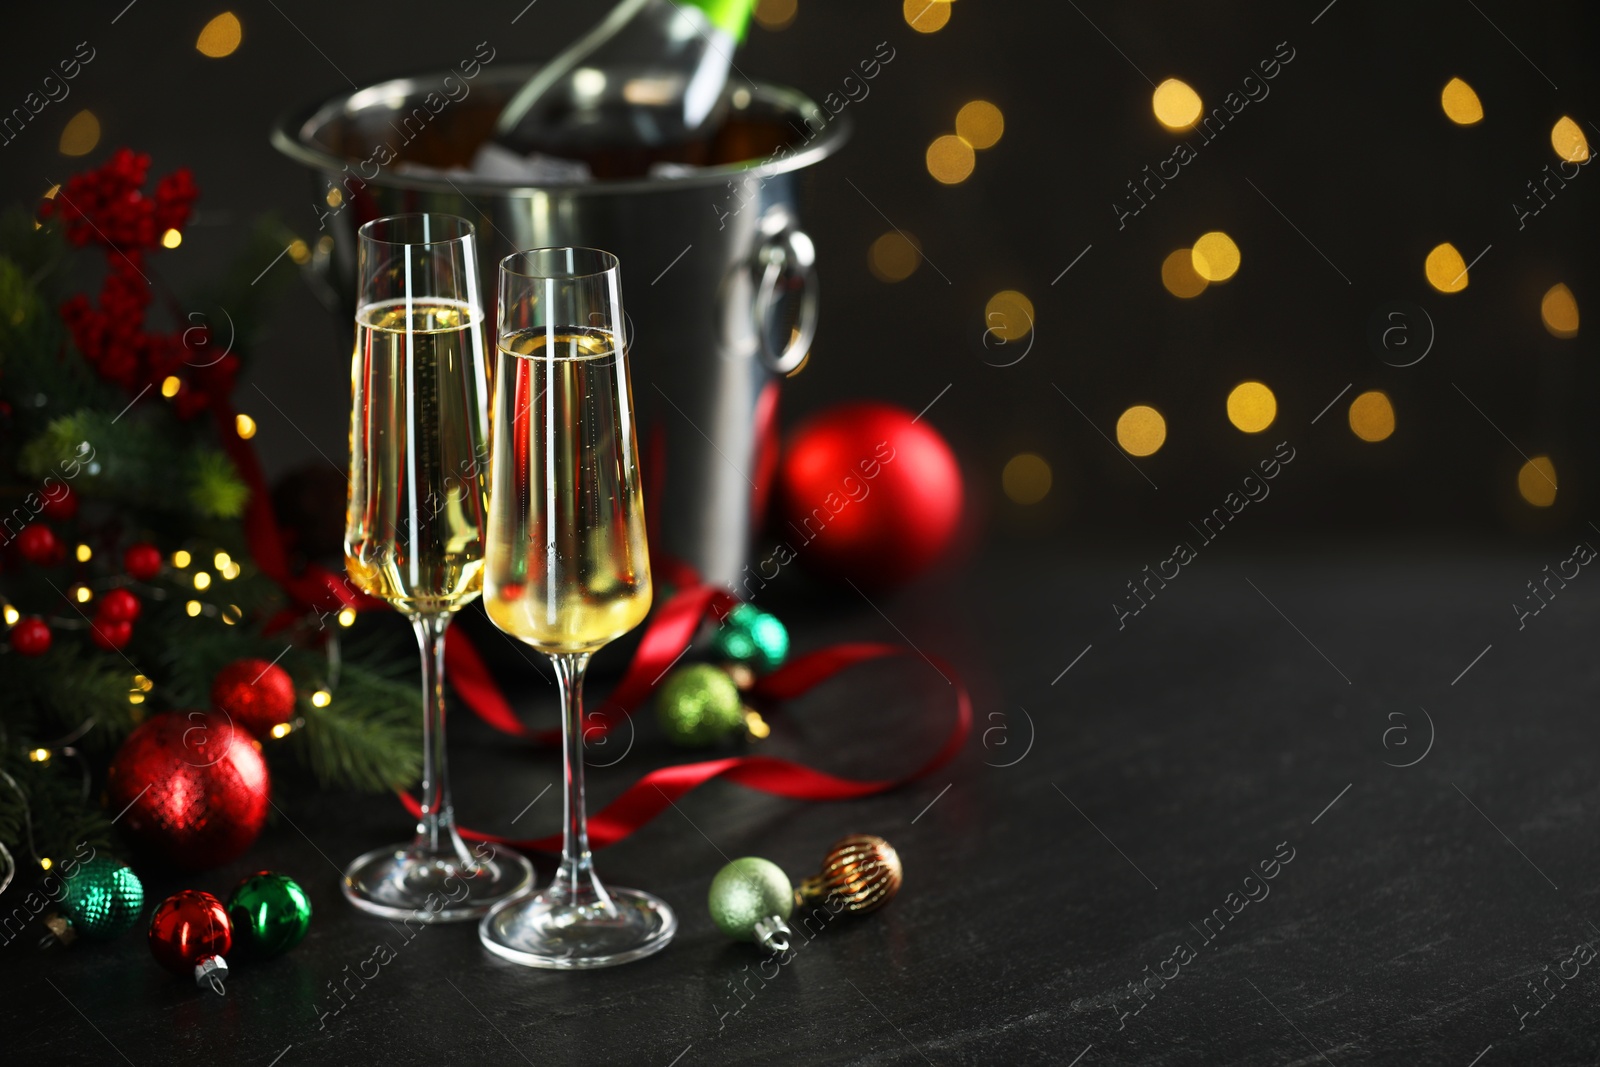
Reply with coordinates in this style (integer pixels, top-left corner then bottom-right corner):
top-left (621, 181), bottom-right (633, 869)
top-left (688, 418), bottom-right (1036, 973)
top-left (341, 214), bottom-right (534, 921)
top-left (478, 247), bottom-right (674, 968)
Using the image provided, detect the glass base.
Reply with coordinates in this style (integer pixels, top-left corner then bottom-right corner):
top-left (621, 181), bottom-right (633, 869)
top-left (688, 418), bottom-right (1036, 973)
top-left (479, 882), bottom-right (676, 969)
top-left (342, 842), bottom-right (534, 923)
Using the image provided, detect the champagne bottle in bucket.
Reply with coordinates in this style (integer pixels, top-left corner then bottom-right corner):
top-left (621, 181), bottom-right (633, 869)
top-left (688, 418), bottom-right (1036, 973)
top-left (495, 0), bottom-right (756, 164)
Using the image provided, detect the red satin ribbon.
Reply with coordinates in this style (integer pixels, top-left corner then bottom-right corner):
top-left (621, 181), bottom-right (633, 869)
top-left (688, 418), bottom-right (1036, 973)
top-left (406, 641), bottom-right (971, 851)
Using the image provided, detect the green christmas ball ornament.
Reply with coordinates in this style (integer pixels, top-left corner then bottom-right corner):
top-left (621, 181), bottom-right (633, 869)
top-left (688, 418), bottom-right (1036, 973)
top-left (227, 871), bottom-right (312, 958)
top-left (709, 857), bottom-right (795, 952)
top-left (656, 663), bottom-right (746, 746)
top-left (711, 604), bottom-right (790, 672)
top-left (56, 857), bottom-right (145, 941)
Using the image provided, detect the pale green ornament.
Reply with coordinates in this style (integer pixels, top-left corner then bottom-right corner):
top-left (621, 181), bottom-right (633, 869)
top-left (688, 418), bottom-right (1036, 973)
top-left (708, 856), bottom-right (794, 952)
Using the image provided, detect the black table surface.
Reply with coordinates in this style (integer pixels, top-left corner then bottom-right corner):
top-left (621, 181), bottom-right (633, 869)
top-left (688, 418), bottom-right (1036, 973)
top-left (4, 546), bottom-right (1598, 1066)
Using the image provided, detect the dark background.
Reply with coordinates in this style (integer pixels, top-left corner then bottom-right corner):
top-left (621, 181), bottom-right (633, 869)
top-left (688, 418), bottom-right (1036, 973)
top-left (3, 3), bottom-right (1600, 1066)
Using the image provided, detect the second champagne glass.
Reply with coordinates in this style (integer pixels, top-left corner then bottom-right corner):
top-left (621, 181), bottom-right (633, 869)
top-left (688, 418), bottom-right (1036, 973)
top-left (342, 214), bottom-right (534, 921)
top-left (479, 247), bottom-right (675, 968)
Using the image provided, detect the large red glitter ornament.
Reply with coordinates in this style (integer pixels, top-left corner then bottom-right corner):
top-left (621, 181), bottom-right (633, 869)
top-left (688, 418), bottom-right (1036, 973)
top-left (148, 889), bottom-right (232, 991)
top-left (211, 658), bottom-right (297, 739)
top-left (775, 402), bottom-right (964, 589)
top-left (106, 711), bottom-right (270, 870)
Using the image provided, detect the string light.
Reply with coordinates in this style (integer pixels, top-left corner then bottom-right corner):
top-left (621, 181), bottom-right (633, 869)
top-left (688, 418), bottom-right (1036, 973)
top-left (956, 101), bottom-right (1005, 150)
top-left (58, 110), bottom-right (100, 157)
top-left (133, 674), bottom-right (153, 691)
top-left (985, 290), bottom-right (1035, 341)
top-left (1002, 453), bottom-right (1052, 505)
top-left (75, 543), bottom-right (92, 562)
top-left (926, 134), bottom-right (975, 184)
top-left (1440, 78), bottom-right (1483, 125)
top-left (196, 11), bottom-right (243, 58)
top-left (221, 562), bottom-right (241, 580)
top-left (1551, 116), bottom-right (1589, 163)
top-left (1518, 456), bottom-right (1558, 507)
top-left (173, 549), bottom-right (192, 568)
top-left (288, 239), bottom-right (311, 264)
top-left (1348, 391), bottom-right (1396, 442)
top-left (270, 723), bottom-right (293, 739)
top-left (754, 0), bottom-right (797, 30)
top-left (868, 232), bottom-right (922, 282)
top-left (161, 375), bottom-right (182, 398)
top-left (1226, 382), bottom-right (1277, 433)
top-left (338, 608), bottom-right (357, 628)
top-left (161, 228), bottom-right (183, 249)
top-left (221, 604), bottom-right (243, 626)
top-left (1117, 406), bottom-right (1167, 457)
top-left (1541, 283), bottom-right (1579, 338)
top-left (235, 413), bottom-right (257, 439)
top-left (185, 600), bottom-right (203, 617)
top-left (1161, 249), bottom-right (1209, 298)
top-left (311, 690), bottom-right (332, 708)
top-left (903, 0), bottom-right (950, 33)
top-left (39, 857), bottom-right (53, 871)
top-left (1191, 232), bottom-right (1241, 282)
top-left (29, 748), bottom-right (51, 763)
top-left (214, 551), bottom-right (231, 571)
top-left (1152, 78), bottom-right (1203, 131)
top-left (72, 585), bottom-right (93, 603)
top-left (3, 605), bottom-right (19, 626)
top-left (194, 572), bottom-right (212, 591)
top-left (1424, 243), bottom-right (1470, 293)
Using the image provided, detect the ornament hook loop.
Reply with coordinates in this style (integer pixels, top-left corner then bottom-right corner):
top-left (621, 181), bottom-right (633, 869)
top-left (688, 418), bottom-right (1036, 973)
top-left (753, 916), bottom-right (792, 954)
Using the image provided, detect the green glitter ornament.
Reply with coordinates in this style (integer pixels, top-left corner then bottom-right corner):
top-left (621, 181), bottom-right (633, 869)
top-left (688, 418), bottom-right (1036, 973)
top-left (709, 857), bottom-right (794, 952)
top-left (656, 664), bottom-right (746, 746)
top-left (54, 857), bottom-right (145, 941)
top-left (227, 871), bottom-right (312, 958)
top-left (710, 604), bottom-right (790, 672)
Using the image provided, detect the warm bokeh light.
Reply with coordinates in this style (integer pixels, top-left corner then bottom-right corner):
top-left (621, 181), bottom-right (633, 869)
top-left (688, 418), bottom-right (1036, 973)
top-left (1117, 405), bottom-right (1168, 457)
top-left (926, 134), bottom-right (975, 184)
top-left (312, 690), bottom-right (332, 708)
top-left (75, 544), bottom-right (91, 562)
top-left (1002, 453), bottom-right (1052, 505)
top-left (160, 228), bottom-right (183, 249)
top-left (270, 723), bottom-right (293, 739)
top-left (235, 413), bottom-right (257, 439)
top-left (338, 607), bottom-right (357, 627)
top-left (1226, 382), bottom-right (1277, 433)
top-left (185, 600), bottom-right (203, 617)
top-left (73, 585), bottom-right (92, 604)
top-left (868, 232), bottom-right (922, 282)
top-left (1161, 249), bottom-right (1208, 298)
top-left (1541, 283), bottom-right (1579, 338)
top-left (194, 571), bottom-right (212, 591)
top-left (161, 375), bottom-right (182, 398)
top-left (754, 0), bottom-right (797, 30)
top-left (3, 605), bottom-right (19, 625)
top-left (58, 110), bottom-right (100, 157)
top-left (1518, 456), bottom-right (1558, 507)
top-left (1440, 78), bottom-right (1483, 125)
top-left (1348, 390), bottom-right (1395, 442)
top-left (985, 290), bottom-right (1034, 341)
top-left (1191, 231), bottom-right (1241, 282)
top-left (221, 603), bottom-right (243, 625)
top-left (1424, 242), bottom-right (1469, 293)
top-left (1551, 116), bottom-right (1589, 163)
top-left (288, 238), bottom-right (311, 264)
top-left (213, 551), bottom-right (231, 570)
top-left (221, 561), bottom-right (241, 580)
top-left (1152, 78), bottom-right (1203, 130)
top-left (956, 101), bottom-right (1005, 150)
top-left (904, 0), bottom-right (950, 33)
top-left (172, 550), bottom-right (192, 568)
top-left (196, 12), bottom-right (243, 57)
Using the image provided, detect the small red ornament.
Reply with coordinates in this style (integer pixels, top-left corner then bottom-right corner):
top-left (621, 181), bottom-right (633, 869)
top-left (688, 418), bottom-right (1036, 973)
top-left (148, 890), bottom-right (232, 991)
top-left (775, 402), bottom-right (964, 589)
top-left (90, 619), bottom-right (132, 650)
top-left (106, 711), bottom-right (271, 870)
top-left (211, 658), bottom-right (298, 739)
top-left (16, 524), bottom-right (62, 566)
top-left (97, 588), bottom-right (142, 623)
top-left (9, 617), bottom-right (52, 656)
top-left (123, 542), bottom-right (163, 581)
top-left (40, 488), bottom-right (78, 521)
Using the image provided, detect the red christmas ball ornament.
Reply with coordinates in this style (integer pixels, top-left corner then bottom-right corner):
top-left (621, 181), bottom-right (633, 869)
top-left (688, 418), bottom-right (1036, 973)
top-left (775, 402), bottom-right (964, 589)
top-left (123, 542), bottom-right (163, 581)
top-left (90, 619), bottom-right (132, 650)
top-left (149, 890), bottom-right (232, 991)
top-left (211, 658), bottom-right (297, 739)
top-left (106, 711), bottom-right (270, 870)
top-left (40, 487), bottom-right (78, 521)
top-left (97, 588), bottom-right (142, 623)
top-left (9, 617), bottom-right (52, 656)
top-left (16, 524), bottom-right (62, 566)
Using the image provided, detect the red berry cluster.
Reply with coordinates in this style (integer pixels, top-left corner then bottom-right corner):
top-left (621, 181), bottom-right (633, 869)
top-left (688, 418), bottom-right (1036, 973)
top-left (39, 149), bottom-right (235, 417)
top-left (5, 533), bottom-right (161, 657)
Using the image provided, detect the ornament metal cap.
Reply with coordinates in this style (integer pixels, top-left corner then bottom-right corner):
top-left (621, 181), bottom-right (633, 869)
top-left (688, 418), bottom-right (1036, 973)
top-left (194, 954), bottom-right (228, 994)
top-left (753, 915), bottom-right (793, 953)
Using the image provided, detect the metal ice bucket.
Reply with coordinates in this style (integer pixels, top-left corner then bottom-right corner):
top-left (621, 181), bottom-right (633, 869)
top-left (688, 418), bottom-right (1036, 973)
top-left (271, 68), bottom-right (848, 588)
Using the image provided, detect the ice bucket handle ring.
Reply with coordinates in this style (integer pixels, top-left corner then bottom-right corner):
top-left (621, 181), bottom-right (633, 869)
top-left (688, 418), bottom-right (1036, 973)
top-left (752, 225), bottom-right (818, 376)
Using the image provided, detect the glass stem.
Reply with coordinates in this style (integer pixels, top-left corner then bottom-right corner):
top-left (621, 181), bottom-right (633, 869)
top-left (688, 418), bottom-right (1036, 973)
top-left (551, 651), bottom-right (601, 900)
top-left (412, 614), bottom-right (464, 859)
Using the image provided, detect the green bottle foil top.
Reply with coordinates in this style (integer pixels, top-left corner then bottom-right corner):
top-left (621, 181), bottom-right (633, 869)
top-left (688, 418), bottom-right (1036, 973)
top-left (685, 0), bottom-right (755, 40)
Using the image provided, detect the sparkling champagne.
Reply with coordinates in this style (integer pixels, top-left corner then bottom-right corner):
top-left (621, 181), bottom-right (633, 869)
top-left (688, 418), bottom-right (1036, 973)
top-left (345, 298), bottom-right (490, 615)
top-left (485, 328), bottom-right (652, 652)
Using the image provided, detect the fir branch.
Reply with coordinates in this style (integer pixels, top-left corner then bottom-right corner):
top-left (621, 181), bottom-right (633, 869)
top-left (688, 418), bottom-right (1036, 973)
top-left (288, 660), bottom-right (421, 792)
